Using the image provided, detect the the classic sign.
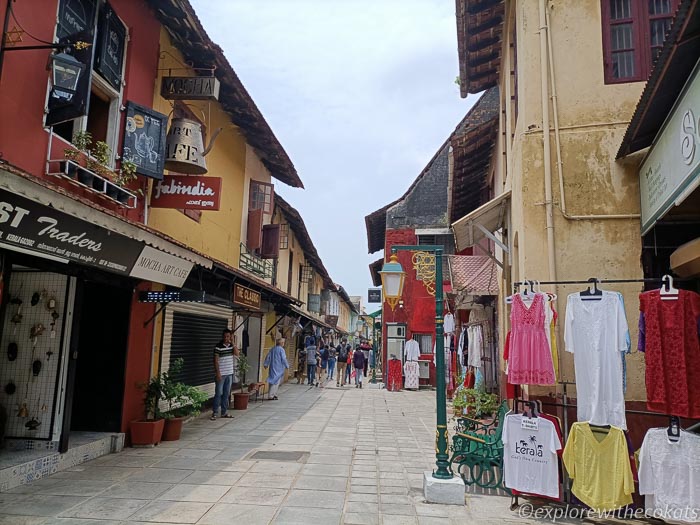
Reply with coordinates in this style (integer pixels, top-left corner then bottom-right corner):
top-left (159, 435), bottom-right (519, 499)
top-left (640, 62), bottom-right (700, 234)
top-left (122, 101), bottom-right (168, 180)
top-left (161, 76), bottom-right (221, 101)
top-left (368, 288), bottom-right (382, 303)
top-left (129, 246), bottom-right (193, 288)
top-left (150, 175), bottom-right (222, 210)
top-left (0, 189), bottom-right (142, 274)
top-left (233, 284), bottom-right (261, 310)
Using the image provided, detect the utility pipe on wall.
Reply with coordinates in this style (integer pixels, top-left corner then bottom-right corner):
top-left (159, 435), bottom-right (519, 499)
top-left (543, 3), bottom-right (640, 221)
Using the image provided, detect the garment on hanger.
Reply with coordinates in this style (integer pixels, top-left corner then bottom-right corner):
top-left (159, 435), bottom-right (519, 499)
top-left (467, 324), bottom-right (483, 369)
top-left (639, 289), bottom-right (700, 418)
top-left (457, 327), bottom-right (466, 376)
top-left (444, 312), bottom-right (455, 334)
top-left (565, 291), bottom-right (629, 430)
top-left (503, 413), bottom-right (562, 498)
top-left (508, 292), bottom-right (555, 385)
top-left (387, 358), bottom-right (403, 392)
top-left (563, 422), bottom-right (634, 512)
top-left (403, 360), bottom-right (419, 389)
top-left (639, 427), bottom-right (700, 523)
top-left (546, 299), bottom-right (559, 380)
top-left (404, 339), bottom-right (420, 362)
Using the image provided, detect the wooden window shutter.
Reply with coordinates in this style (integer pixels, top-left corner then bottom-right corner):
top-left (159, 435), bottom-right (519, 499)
top-left (261, 224), bottom-right (280, 259)
top-left (247, 208), bottom-right (263, 251)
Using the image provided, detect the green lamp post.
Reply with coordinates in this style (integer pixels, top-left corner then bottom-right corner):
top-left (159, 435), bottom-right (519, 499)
top-left (380, 245), bottom-right (451, 480)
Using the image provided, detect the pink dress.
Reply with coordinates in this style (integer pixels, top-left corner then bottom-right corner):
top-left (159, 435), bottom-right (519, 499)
top-left (508, 293), bottom-right (555, 385)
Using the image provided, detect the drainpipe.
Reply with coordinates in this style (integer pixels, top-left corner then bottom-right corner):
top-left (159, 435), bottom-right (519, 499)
top-left (539, 0), bottom-right (557, 282)
top-left (544, 3), bottom-right (639, 221)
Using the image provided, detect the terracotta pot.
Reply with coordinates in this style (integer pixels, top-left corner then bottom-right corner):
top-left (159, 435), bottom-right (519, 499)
top-left (130, 419), bottom-right (164, 446)
top-left (233, 392), bottom-right (250, 410)
top-left (162, 417), bottom-right (185, 441)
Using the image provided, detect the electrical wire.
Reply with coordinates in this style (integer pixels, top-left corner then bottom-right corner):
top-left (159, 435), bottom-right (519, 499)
top-left (8, 1), bottom-right (56, 47)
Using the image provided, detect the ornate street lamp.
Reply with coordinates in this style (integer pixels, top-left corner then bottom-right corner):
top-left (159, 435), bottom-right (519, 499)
top-left (379, 253), bottom-right (406, 311)
top-left (49, 52), bottom-right (85, 103)
top-left (383, 245), bottom-right (452, 480)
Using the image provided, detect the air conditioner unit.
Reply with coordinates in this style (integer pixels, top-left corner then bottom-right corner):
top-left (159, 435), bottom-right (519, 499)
top-left (386, 324), bottom-right (406, 339)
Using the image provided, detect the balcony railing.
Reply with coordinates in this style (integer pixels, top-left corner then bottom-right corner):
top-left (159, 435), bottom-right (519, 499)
top-left (239, 243), bottom-right (273, 279)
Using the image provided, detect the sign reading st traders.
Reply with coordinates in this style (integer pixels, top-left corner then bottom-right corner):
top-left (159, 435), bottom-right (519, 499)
top-left (0, 190), bottom-right (143, 274)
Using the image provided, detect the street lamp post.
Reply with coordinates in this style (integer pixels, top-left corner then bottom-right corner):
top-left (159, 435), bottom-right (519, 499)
top-left (380, 245), bottom-right (451, 480)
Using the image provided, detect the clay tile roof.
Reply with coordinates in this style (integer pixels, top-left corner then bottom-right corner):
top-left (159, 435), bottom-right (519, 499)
top-left (455, 0), bottom-right (505, 97)
top-left (146, 0), bottom-right (303, 188)
top-left (447, 255), bottom-right (499, 296)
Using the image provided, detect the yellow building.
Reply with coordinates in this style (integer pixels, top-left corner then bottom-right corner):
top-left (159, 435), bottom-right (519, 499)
top-left (451, 0), bottom-right (683, 406)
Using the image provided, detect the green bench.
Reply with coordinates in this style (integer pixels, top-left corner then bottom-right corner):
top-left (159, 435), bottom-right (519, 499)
top-left (449, 400), bottom-right (510, 491)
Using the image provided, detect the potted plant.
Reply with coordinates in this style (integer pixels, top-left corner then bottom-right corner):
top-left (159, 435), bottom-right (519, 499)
top-left (90, 140), bottom-right (112, 190)
top-left (161, 358), bottom-right (208, 441)
top-left (452, 387), bottom-right (468, 416)
top-left (67, 131), bottom-right (94, 185)
top-left (130, 372), bottom-right (165, 447)
top-left (463, 389), bottom-right (500, 419)
top-left (232, 354), bottom-right (251, 410)
top-left (112, 158), bottom-right (140, 204)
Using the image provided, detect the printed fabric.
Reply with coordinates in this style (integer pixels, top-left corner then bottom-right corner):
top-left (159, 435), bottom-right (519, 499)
top-left (508, 293), bottom-right (555, 385)
top-left (639, 289), bottom-right (700, 418)
top-left (403, 360), bottom-right (420, 389)
top-left (387, 359), bottom-right (402, 392)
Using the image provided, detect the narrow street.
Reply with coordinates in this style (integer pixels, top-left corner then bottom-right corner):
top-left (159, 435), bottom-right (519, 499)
top-left (0, 383), bottom-right (525, 525)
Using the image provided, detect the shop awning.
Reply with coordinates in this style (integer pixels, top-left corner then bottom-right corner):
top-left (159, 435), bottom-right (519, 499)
top-left (451, 190), bottom-right (510, 257)
top-left (282, 304), bottom-right (333, 331)
top-left (447, 255), bottom-right (499, 297)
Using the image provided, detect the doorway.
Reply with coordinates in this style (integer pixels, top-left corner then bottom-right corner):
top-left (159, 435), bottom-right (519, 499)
top-left (69, 281), bottom-right (131, 432)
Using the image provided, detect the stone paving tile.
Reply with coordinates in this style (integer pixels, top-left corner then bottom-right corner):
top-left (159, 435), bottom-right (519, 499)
top-left (58, 497), bottom-right (149, 521)
top-left (347, 493), bottom-right (379, 503)
top-left (129, 501), bottom-right (213, 523)
top-left (60, 466), bottom-right (137, 482)
top-left (382, 515), bottom-right (419, 525)
top-left (293, 475), bottom-right (348, 492)
top-left (249, 462), bottom-right (302, 476)
top-left (0, 517), bottom-right (47, 525)
top-left (34, 479), bottom-right (113, 497)
top-left (273, 506), bottom-right (342, 524)
top-left (345, 501), bottom-right (379, 514)
top-left (197, 503), bottom-right (277, 525)
top-left (220, 486), bottom-right (288, 505)
top-left (236, 472), bottom-right (296, 489)
top-left (0, 495), bottom-right (86, 517)
top-left (180, 470), bottom-right (244, 485)
top-left (99, 481), bottom-right (175, 500)
top-left (343, 512), bottom-right (380, 525)
top-left (284, 489), bottom-right (345, 509)
top-left (157, 483), bottom-right (229, 503)
top-left (170, 448), bottom-right (221, 459)
top-left (127, 468), bottom-right (193, 483)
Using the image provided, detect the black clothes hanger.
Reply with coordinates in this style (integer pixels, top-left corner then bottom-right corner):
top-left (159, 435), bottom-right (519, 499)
top-left (522, 401), bottom-right (538, 419)
top-left (668, 416), bottom-right (681, 443)
top-left (580, 278), bottom-right (603, 301)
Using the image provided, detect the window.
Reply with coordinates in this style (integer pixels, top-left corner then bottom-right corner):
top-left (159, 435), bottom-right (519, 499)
top-left (601, 0), bottom-right (678, 83)
top-left (249, 181), bottom-right (274, 214)
top-left (287, 251), bottom-right (294, 295)
top-left (414, 334), bottom-right (434, 355)
top-left (279, 224), bottom-right (289, 250)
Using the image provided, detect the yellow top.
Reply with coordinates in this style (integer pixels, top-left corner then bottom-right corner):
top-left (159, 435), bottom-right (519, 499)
top-left (563, 422), bottom-right (634, 511)
top-left (550, 315), bottom-right (559, 379)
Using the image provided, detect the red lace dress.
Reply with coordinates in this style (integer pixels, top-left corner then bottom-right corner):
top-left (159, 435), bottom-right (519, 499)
top-left (508, 293), bottom-right (555, 385)
top-left (639, 289), bottom-right (700, 417)
top-left (387, 358), bottom-right (403, 392)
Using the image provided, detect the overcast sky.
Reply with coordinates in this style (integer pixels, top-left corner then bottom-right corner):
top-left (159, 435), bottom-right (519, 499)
top-left (190, 0), bottom-right (477, 306)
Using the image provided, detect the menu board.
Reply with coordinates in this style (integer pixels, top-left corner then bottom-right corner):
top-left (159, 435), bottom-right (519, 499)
top-left (122, 102), bottom-right (168, 180)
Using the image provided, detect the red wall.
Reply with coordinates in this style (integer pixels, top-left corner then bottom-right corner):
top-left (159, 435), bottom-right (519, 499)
top-left (121, 282), bottom-right (156, 434)
top-left (0, 0), bottom-right (161, 224)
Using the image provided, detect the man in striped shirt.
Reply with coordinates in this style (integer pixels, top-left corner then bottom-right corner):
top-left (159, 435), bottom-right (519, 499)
top-left (212, 328), bottom-right (237, 420)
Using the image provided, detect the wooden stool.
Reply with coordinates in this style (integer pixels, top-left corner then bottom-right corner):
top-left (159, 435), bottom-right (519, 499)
top-left (248, 382), bottom-right (266, 403)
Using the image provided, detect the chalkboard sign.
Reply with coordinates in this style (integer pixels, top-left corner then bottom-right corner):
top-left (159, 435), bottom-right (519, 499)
top-left (122, 102), bottom-right (168, 180)
top-left (57, 0), bottom-right (96, 41)
top-left (94, 2), bottom-right (126, 90)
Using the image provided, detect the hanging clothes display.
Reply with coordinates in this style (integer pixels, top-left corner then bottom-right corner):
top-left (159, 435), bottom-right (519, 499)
top-left (387, 358), bottom-right (402, 392)
top-left (403, 338), bottom-right (420, 390)
top-left (564, 290), bottom-right (629, 430)
top-left (638, 288), bottom-right (700, 418)
top-left (467, 324), bottom-right (483, 369)
top-left (562, 422), bottom-right (634, 512)
top-left (639, 427), bottom-right (700, 523)
top-left (503, 412), bottom-right (562, 499)
top-left (507, 293), bottom-right (555, 385)
top-left (443, 312), bottom-right (455, 334)
top-left (457, 327), bottom-right (467, 376)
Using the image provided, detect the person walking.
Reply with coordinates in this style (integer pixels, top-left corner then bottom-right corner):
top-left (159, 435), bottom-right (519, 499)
top-left (296, 346), bottom-right (307, 384)
top-left (263, 337), bottom-right (289, 400)
top-left (346, 344), bottom-right (354, 385)
top-left (353, 345), bottom-right (366, 388)
top-left (306, 336), bottom-right (318, 386)
top-left (337, 340), bottom-right (348, 386)
top-left (212, 328), bottom-right (237, 420)
top-left (327, 343), bottom-right (337, 383)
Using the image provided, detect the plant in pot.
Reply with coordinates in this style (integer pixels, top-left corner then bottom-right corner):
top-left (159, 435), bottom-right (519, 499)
top-left (161, 358), bottom-right (208, 441)
top-left (90, 140), bottom-right (112, 191)
top-left (130, 372), bottom-right (165, 447)
top-left (111, 158), bottom-right (140, 204)
top-left (463, 389), bottom-right (500, 419)
top-left (69, 131), bottom-right (93, 184)
top-left (232, 354), bottom-right (251, 410)
top-left (452, 387), bottom-right (468, 417)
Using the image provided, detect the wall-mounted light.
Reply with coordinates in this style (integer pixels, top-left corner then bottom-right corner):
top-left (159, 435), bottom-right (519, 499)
top-left (49, 52), bottom-right (85, 103)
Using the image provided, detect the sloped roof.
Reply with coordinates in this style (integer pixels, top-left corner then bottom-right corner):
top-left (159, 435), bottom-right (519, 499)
top-left (455, 0), bottom-right (505, 97)
top-left (617, 0), bottom-right (699, 158)
top-left (146, 0), bottom-right (303, 188)
top-left (369, 257), bottom-right (383, 287)
top-left (447, 255), bottom-right (499, 296)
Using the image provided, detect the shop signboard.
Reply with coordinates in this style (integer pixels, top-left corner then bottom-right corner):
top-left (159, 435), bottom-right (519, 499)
top-left (161, 76), bottom-right (221, 101)
top-left (640, 62), bottom-right (700, 235)
top-left (0, 189), bottom-right (142, 274)
top-left (129, 246), bottom-right (193, 287)
top-left (307, 293), bottom-right (321, 313)
top-left (122, 102), bottom-right (168, 180)
top-left (150, 175), bottom-right (222, 210)
top-left (368, 288), bottom-right (382, 303)
top-left (233, 284), bottom-right (261, 310)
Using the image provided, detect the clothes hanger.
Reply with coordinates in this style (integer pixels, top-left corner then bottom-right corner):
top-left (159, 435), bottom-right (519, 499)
top-left (668, 415), bottom-right (681, 443)
top-left (580, 278), bottom-right (603, 301)
top-left (660, 274), bottom-right (679, 301)
top-left (522, 400), bottom-right (538, 418)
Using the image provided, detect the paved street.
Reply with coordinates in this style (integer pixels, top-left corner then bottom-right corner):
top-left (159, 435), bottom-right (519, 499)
top-left (0, 381), bottom-right (531, 525)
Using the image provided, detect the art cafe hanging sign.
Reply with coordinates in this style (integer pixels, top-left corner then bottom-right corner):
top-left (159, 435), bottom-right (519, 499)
top-left (150, 175), bottom-right (222, 211)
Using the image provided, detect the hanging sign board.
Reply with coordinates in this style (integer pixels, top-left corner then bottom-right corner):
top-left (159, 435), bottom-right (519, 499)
top-left (122, 101), bottom-right (168, 180)
top-left (150, 175), bottom-right (222, 210)
top-left (368, 288), bottom-right (382, 303)
top-left (233, 284), bottom-right (261, 310)
top-left (129, 246), bottom-right (193, 288)
top-left (308, 293), bottom-right (321, 313)
top-left (325, 315), bottom-right (339, 328)
top-left (161, 76), bottom-right (221, 101)
top-left (640, 63), bottom-right (700, 235)
top-left (94, 2), bottom-right (126, 90)
top-left (0, 189), bottom-right (142, 274)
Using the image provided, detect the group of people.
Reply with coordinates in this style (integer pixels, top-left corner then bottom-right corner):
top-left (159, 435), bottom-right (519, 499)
top-left (297, 336), bottom-right (367, 388)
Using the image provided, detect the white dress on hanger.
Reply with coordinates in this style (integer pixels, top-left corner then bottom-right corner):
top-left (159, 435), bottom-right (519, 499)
top-left (467, 325), bottom-right (483, 368)
top-left (444, 313), bottom-right (455, 334)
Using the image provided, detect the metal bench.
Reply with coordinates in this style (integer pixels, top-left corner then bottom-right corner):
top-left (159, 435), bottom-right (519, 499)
top-left (449, 400), bottom-right (510, 491)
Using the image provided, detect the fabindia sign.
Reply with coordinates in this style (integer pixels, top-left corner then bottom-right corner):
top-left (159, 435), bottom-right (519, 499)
top-left (151, 175), bottom-right (222, 211)
top-left (640, 61), bottom-right (700, 235)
